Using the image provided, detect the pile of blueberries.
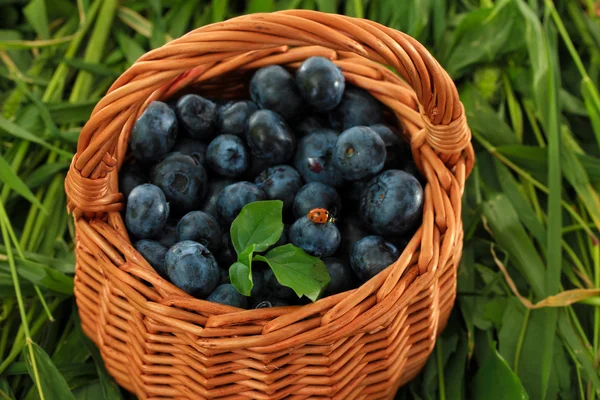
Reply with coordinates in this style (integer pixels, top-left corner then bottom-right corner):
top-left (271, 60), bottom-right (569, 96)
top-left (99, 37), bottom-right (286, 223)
top-left (121, 56), bottom-right (424, 309)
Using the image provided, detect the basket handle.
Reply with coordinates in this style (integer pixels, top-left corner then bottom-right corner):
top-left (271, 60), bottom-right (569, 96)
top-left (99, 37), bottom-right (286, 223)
top-left (65, 10), bottom-right (471, 217)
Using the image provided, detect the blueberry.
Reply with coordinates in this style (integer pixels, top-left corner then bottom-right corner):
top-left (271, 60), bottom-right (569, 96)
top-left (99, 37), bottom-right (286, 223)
top-left (157, 220), bottom-right (178, 248)
top-left (215, 233), bottom-right (236, 268)
top-left (264, 269), bottom-right (296, 299)
top-left (246, 110), bottom-right (296, 164)
top-left (295, 115), bottom-right (327, 137)
top-left (333, 126), bottom-right (386, 181)
top-left (206, 283), bottom-right (248, 308)
top-left (119, 163), bottom-right (148, 198)
top-left (198, 178), bottom-right (236, 218)
top-left (175, 94), bottom-right (217, 141)
top-left (254, 165), bottom-right (303, 211)
top-left (165, 241), bottom-right (219, 297)
top-left (289, 216), bottom-right (341, 258)
top-left (177, 211), bottom-right (221, 252)
top-left (293, 182), bottom-right (342, 220)
top-left (130, 101), bottom-right (178, 162)
top-left (350, 236), bottom-right (400, 282)
top-left (134, 240), bottom-right (168, 278)
top-left (125, 184), bottom-right (169, 238)
top-left (151, 153), bottom-right (208, 214)
top-left (250, 65), bottom-right (304, 121)
top-left (296, 56), bottom-right (345, 111)
top-left (218, 101), bottom-right (258, 137)
top-left (216, 181), bottom-right (266, 224)
top-left (171, 138), bottom-right (207, 167)
top-left (359, 170), bottom-right (424, 236)
top-left (206, 134), bottom-right (249, 177)
top-left (338, 215), bottom-right (369, 260)
top-left (251, 269), bottom-right (266, 298)
top-left (329, 87), bottom-right (384, 130)
top-left (369, 124), bottom-right (405, 170)
top-left (323, 257), bottom-right (355, 296)
top-left (294, 131), bottom-right (344, 187)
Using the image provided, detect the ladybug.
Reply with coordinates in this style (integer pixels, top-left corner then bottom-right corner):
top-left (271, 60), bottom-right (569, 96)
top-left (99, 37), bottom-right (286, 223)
top-left (308, 208), bottom-right (336, 224)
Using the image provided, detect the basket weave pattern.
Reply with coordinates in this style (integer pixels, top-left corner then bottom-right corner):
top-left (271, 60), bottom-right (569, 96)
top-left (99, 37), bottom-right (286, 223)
top-left (65, 10), bottom-right (474, 399)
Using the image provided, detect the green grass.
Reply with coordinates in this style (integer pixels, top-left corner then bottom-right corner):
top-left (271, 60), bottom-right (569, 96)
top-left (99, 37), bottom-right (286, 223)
top-left (0, 0), bottom-right (599, 399)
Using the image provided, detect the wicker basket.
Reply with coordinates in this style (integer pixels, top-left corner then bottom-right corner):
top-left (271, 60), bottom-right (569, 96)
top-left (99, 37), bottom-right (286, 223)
top-left (65, 10), bottom-right (474, 400)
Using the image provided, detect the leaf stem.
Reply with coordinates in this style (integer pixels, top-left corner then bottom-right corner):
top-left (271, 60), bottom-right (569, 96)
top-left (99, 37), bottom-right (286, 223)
top-left (514, 298), bottom-right (531, 374)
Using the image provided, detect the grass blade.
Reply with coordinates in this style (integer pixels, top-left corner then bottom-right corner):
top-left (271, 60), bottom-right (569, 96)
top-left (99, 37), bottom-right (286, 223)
top-left (0, 154), bottom-right (47, 214)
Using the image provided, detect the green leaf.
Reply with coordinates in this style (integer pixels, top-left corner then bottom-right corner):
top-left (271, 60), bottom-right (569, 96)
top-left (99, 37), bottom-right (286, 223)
top-left (211, 0), bottom-right (228, 22)
top-left (229, 261), bottom-right (253, 297)
top-left (0, 153), bottom-right (47, 214)
top-left (230, 200), bottom-right (284, 254)
top-left (24, 162), bottom-right (70, 190)
top-left (315, 0), bottom-right (338, 13)
top-left (482, 194), bottom-right (545, 298)
top-left (246, 0), bottom-right (275, 13)
top-left (23, 0), bottom-right (50, 40)
top-left (254, 244), bottom-right (330, 302)
top-left (444, 0), bottom-right (525, 78)
top-left (23, 341), bottom-right (76, 400)
top-left (47, 101), bottom-right (95, 124)
top-left (72, 381), bottom-right (105, 400)
top-left (0, 115), bottom-right (70, 157)
top-left (115, 31), bottom-right (145, 67)
top-left (75, 314), bottom-right (123, 400)
top-left (471, 330), bottom-right (529, 399)
top-left (460, 83), bottom-right (518, 146)
top-left (0, 258), bottom-right (74, 295)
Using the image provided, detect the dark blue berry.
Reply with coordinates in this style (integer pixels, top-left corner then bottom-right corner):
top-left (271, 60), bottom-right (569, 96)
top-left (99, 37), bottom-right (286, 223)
top-left (289, 216), bottom-right (341, 258)
top-left (130, 101), bottom-right (177, 162)
top-left (294, 131), bottom-right (344, 187)
top-left (218, 101), bottom-right (258, 136)
top-left (151, 153), bottom-right (208, 214)
top-left (119, 163), bottom-right (148, 198)
top-left (264, 269), bottom-right (296, 299)
top-left (206, 283), bottom-right (248, 308)
top-left (216, 181), bottom-right (266, 224)
top-left (296, 56), bottom-right (345, 111)
top-left (333, 126), bottom-right (386, 181)
top-left (175, 94), bottom-right (217, 141)
top-left (329, 87), bottom-right (384, 130)
top-left (250, 269), bottom-right (266, 298)
top-left (292, 182), bottom-right (342, 220)
top-left (350, 236), bottom-right (400, 282)
top-left (206, 134), bottom-right (249, 177)
top-left (134, 240), bottom-right (168, 278)
top-left (294, 115), bottom-right (328, 137)
top-left (198, 178), bottom-right (236, 218)
top-left (171, 138), bottom-right (207, 167)
top-left (215, 233), bottom-right (236, 268)
top-left (157, 220), bottom-right (178, 248)
top-left (359, 170), bottom-right (423, 235)
top-left (177, 211), bottom-right (221, 252)
top-left (165, 240), bottom-right (219, 297)
top-left (250, 65), bottom-right (304, 121)
top-left (254, 165), bottom-right (303, 211)
top-left (403, 161), bottom-right (426, 186)
top-left (338, 215), bottom-right (369, 260)
top-left (323, 257), bottom-right (355, 296)
top-left (219, 267), bottom-right (229, 284)
top-left (125, 184), bottom-right (169, 238)
top-left (369, 124), bottom-right (405, 170)
top-left (246, 110), bottom-right (296, 164)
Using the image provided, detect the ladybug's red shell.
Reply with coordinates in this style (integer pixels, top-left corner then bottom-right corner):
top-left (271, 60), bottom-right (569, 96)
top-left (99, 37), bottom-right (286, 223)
top-left (308, 208), bottom-right (331, 224)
